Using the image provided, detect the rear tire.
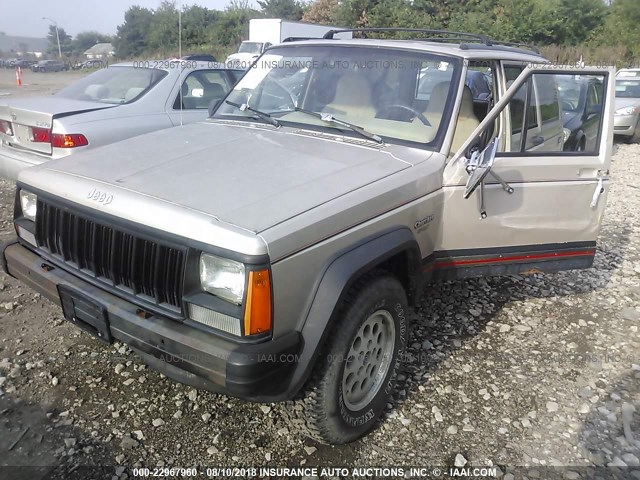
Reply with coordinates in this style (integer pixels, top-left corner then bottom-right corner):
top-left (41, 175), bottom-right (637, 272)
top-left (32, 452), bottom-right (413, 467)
top-left (283, 272), bottom-right (408, 444)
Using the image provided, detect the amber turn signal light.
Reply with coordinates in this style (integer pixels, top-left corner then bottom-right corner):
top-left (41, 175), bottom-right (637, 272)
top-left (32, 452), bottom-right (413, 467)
top-left (243, 269), bottom-right (272, 335)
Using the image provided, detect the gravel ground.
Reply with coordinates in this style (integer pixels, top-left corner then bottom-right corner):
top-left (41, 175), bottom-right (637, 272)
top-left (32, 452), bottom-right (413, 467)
top-left (0, 70), bottom-right (639, 480)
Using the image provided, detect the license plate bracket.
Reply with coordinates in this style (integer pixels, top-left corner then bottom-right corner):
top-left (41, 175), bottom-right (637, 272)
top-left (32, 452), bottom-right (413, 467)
top-left (58, 285), bottom-right (112, 344)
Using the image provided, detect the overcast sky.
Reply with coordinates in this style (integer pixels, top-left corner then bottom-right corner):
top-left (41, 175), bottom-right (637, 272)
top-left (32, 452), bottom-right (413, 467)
top-left (0, 0), bottom-right (244, 38)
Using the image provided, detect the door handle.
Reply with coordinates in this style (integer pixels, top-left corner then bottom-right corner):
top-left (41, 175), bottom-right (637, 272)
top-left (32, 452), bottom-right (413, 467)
top-left (591, 177), bottom-right (605, 208)
top-left (530, 135), bottom-right (545, 146)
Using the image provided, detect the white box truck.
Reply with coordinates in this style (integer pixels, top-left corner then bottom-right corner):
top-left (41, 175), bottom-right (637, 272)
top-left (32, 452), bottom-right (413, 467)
top-left (226, 19), bottom-right (352, 67)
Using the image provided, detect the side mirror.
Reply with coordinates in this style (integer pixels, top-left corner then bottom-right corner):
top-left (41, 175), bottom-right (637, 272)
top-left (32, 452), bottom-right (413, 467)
top-left (464, 137), bottom-right (499, 199)
top-left (208, 98), bottom-right (221, 117)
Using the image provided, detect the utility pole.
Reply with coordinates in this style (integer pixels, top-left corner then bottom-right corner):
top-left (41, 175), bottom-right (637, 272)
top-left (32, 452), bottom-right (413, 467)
top-left (42, 17), bottom-right (62, 58)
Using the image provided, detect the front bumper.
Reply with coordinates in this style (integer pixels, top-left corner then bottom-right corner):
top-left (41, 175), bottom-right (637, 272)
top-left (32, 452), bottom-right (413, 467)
top-left (0, 144), bottom-right (48, 181)
top-left (613, 113), bottom-right (638, 136)
top-left (2, 240), bottom-right (300, 402)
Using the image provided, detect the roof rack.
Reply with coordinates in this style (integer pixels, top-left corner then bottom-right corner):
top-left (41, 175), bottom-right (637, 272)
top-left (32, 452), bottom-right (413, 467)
top-left (321, 28), bottom-right (540, 55)
top-left (483, 39), bottom-right (540, 54)
top-left (282, 37), bottom-right (320, 42)
top-left (323, 28), bottom-right (489, 42)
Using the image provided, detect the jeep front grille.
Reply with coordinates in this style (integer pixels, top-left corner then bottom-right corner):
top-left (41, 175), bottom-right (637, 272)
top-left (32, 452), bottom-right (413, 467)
top-left (35, 201), bottom-right (185, 310)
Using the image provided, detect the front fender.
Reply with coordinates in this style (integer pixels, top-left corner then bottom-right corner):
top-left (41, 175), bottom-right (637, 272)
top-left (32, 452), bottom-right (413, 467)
top-left (281, 227), bottom-right (420, 398)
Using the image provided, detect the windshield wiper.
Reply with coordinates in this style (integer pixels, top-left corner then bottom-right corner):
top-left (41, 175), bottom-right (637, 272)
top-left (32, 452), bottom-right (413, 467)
top-left (225, 100), bottom-right (280, 127)
top-left (294, 107), bottom-right (383, 144)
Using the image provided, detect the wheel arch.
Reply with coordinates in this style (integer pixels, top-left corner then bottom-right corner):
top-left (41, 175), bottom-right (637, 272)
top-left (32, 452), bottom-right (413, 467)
top-left (282, 227), bottom-right (421, 399)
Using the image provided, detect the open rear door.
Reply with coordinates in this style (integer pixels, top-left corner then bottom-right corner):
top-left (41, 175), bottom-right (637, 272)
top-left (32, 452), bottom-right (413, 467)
top-left (434, 65), bottom-right (615, 278)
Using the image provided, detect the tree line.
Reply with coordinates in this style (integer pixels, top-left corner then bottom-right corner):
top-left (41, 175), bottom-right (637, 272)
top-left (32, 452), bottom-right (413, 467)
top-left (46, 0), bottom-right (640, 64)
top-left (44, 26), bottom-right (113, 58)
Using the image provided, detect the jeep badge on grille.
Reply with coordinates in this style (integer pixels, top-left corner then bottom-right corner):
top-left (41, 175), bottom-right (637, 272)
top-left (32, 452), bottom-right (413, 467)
top-left (87, 188), bottom-right (113, 205)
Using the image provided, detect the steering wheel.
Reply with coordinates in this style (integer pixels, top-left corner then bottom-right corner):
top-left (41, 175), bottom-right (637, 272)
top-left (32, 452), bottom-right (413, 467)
top-left (265, 77), bottom-right (297, 108)
top-left (378, 104), bottom-right (431, 126)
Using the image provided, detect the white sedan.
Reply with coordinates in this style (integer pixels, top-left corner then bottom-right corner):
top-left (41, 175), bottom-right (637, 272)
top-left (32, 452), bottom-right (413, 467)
top-left (0, 60), bottom-right (244, 180)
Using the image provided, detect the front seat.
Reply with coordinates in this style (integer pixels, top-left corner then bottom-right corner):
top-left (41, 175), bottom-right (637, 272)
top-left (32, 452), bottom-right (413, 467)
top-left (424, 81), bottom-right (452, 128)
top-left (124, 87), bottom-right (145, 103)
top-left (450, 85), bottom-right (481, 154)
top-left (201, 83), bottom-right (225, 109)
top-left (84, 84), bottom-right (109, 100)
top-left (323, 71), bottom-right (377, 119)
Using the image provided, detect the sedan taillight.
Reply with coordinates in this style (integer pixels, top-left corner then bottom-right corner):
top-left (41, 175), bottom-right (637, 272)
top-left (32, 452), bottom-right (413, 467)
top-left (52, 133), bottom-right (88, 148)
top-left (30, 127), bottom-right (51, 143)
top-left (28, 126), bottom-right (89, 148)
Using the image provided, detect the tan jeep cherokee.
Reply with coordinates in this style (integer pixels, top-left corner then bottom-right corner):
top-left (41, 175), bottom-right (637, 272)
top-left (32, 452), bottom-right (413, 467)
top-left (2, 29), bottom-right (614, 444)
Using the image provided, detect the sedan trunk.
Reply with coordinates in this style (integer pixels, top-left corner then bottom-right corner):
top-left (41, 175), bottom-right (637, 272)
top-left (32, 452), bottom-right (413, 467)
top-left (0, 97), bottom-right (114, 155)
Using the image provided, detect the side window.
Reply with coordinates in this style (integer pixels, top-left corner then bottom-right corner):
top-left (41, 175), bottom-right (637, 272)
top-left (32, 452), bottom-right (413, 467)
top-left (522, 79), bottom-right (543, 151)
top-left (464, 61), bottom-right (496, 122)
top-left (586, 82), bottom-right (599, 109)
top-left (201, 70), bottom-right (231, 89)
top-left (504, 73), bottom-right (607, 154)
top-left (527, 79), bottom-right (539, 129)
top-left (507, 79), bottom-right (527, 147)
top-left (504, 65), bottom-right (524, 82)
top-left (594, 81), bottom-right (603, 103)
top-left (173, 70), bottom-right (230, 110)
top-left (504, 65), bottom-right (526, 144)
top-left (535, 75), bottom-right (560, 125)
top-left (228, 70), bottom-right (244, 84)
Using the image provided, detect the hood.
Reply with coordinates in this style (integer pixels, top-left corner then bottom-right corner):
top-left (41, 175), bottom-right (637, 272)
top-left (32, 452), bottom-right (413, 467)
top-left (615, 97), bottom-right (640, 111)
top-left (25, 121), bottom-right (414, 233)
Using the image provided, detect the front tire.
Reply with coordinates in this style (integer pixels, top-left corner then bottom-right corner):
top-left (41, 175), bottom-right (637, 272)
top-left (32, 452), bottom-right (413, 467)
top-left (284, 272), bottom-right (408, 444)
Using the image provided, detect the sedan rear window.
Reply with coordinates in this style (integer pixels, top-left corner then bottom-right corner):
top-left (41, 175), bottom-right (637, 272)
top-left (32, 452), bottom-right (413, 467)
top-left (55, 66), bottom-right (168, 104)
top-left (616, 79), bottom-right (640, 99)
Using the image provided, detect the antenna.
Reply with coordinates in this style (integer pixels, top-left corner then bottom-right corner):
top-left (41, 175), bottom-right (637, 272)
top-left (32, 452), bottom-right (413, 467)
top-left (179, 0), bottom-right (183, 126)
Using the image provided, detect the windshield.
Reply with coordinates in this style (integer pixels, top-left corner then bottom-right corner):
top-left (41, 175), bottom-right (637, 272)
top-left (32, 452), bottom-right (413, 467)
top-left (616, 79), bottom-right (640, 99)
top-left (557, 77), bottom-right (585, 113)
top-left (55, 66), bottom-right (168, 104)
top-left (238, 42), bottom-right (263, 54)
top-left (214, 45), bottom-right (460, 147)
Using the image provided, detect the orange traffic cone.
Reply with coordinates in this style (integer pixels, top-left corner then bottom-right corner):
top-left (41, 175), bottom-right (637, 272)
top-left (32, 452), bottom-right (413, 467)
top-left (15, 67), bottom-right (22, 86)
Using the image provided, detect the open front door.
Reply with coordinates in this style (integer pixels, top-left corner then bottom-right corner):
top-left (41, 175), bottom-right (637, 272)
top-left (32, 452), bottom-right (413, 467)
top-left (434, 65), bottom-right (615, 278)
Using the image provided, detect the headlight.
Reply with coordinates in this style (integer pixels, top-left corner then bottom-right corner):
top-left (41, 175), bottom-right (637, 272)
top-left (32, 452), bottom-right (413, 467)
top-left (19, 190), bottom-right (37, 221)
top-left (562, 128), bottom-right (571, 144)
top-left (615, 106), bottom-right (639, 115)
top-left (199, 253), bottom-right (245, 304)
